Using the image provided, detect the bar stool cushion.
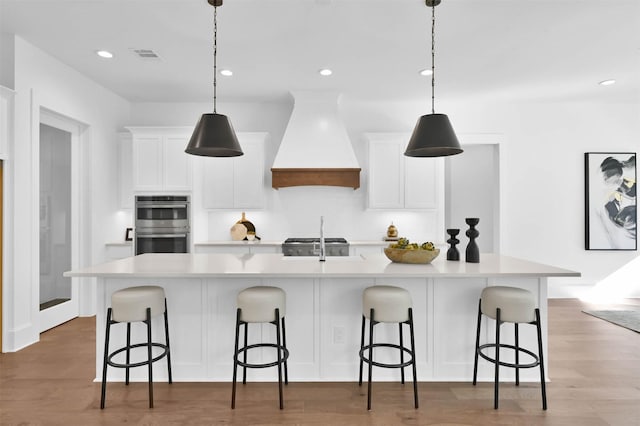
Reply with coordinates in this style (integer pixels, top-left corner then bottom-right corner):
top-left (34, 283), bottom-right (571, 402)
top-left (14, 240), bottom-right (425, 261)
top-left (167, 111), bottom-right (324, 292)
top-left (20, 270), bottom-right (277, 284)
top-left (237, 286), bottom-right (286, 323)
top-left (111, 286), bottom-right (166, 323)
top-left (363, 285), bottom-right (412, 323)
top-left (480, 286), bottom-right (536, 323)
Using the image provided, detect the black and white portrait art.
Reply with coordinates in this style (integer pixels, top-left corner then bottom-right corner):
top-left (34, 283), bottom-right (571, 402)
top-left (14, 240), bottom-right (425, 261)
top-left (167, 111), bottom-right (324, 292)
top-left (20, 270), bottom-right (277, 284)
top-left (585, 152), bottom-right (637, 250)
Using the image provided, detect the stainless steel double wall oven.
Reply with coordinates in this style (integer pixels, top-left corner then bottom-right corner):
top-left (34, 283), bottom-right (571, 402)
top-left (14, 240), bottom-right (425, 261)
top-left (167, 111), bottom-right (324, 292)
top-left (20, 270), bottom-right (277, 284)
top-left (134, 195), bottom-right (190, 255)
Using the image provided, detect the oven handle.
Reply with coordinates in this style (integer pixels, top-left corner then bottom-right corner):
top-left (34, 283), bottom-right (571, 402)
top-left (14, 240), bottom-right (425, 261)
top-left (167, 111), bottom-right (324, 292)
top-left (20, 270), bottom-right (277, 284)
top-left (136, 204), bottom-right (188, 209)
top-left (137, 233), bottom-right (188, 238)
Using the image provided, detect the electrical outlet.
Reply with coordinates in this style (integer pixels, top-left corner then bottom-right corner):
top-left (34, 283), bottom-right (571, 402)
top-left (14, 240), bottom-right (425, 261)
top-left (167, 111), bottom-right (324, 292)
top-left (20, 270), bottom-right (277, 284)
top-left (333, 326), bottom-right (346, 344)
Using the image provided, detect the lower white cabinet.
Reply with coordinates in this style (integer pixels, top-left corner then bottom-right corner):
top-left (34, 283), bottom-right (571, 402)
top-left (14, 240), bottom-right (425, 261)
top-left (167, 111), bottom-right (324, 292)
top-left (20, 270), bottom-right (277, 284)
top-left (194, 242), bottom-right (281, 254)
top-left (105, 243), bottom-right (133, 260)
top-left (350, 243), bottom-right (387, 256)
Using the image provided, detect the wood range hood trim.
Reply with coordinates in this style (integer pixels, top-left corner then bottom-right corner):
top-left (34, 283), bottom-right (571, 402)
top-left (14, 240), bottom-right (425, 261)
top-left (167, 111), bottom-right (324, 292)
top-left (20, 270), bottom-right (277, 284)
top-left (271, 168), bottom-right (361, 189)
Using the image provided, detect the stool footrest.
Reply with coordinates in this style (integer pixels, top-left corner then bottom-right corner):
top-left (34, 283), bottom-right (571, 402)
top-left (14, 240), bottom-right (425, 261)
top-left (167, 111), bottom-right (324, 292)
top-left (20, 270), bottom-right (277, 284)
top-left (477, 343), bottom-right (540, 369)
top-left (234, 343), bottom-right (290, 369)
top-left (359, 343), bottom-right (414, 369)
top-left (107, 343), bottom-right (170, 369)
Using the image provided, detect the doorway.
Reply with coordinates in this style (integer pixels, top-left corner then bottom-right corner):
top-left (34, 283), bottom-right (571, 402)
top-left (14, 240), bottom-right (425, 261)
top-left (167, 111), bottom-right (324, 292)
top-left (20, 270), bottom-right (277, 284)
top-left (39, 111), bottom-right (81, 332)
top-left (39, 123), bottom-right (71, 310)
top-left (445, 142), bottom-right (502, 254)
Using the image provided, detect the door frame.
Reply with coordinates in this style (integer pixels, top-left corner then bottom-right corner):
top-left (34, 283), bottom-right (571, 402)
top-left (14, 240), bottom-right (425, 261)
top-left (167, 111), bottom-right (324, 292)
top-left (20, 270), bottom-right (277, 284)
top-left (444, 133), bottom-right (505, 254)
top-left (38, 108), bottom-right (84, 331)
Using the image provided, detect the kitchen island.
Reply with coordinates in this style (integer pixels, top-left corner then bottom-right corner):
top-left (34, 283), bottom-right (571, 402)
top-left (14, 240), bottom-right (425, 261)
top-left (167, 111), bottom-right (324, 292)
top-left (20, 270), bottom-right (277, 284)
top-left (65, 253), bottom-right (579, 383)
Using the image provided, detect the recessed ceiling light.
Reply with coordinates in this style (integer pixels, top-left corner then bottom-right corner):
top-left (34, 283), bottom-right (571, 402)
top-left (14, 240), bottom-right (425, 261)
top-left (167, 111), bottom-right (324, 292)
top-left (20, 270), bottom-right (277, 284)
top-left (599, 79), bottom-right (616, 86)
top-left (96, 50), bottom-right (113, 59)
top-left (319, 68), bottom-right (333, 76)
top-left (220, 69), bottom-right (233, 77)
top-left (419, 69), bottom-right (433, 76)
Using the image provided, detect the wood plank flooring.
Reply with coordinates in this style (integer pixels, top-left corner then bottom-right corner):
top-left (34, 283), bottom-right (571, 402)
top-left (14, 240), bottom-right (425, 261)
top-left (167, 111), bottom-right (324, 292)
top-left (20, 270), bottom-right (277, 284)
top-left (1, 298), bottom-right (639, 425)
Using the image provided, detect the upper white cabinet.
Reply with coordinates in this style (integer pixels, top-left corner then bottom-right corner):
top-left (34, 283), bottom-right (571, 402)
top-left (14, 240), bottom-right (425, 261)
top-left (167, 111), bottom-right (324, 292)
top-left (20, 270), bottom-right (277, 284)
top-left (367, 133), bottom-right (444, 210)
top-left (199, 132), bottom-right (266, 209)
top-left (118, 132), bottom-right (133, 209)
top-left (0, 86), bottom-right (15, 160)
top-left (128, 127), bottom-right (193, 192)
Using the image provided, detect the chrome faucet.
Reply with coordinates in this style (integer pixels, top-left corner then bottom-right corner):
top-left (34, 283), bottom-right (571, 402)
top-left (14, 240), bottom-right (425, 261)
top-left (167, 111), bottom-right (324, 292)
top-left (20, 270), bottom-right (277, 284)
top-left (319, 216), bottom-right (326, 262)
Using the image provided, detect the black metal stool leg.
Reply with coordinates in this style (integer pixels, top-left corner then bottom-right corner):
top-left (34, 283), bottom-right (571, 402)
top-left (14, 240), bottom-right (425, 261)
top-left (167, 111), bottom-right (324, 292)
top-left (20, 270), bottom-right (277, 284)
top-left (535, 309), bottom-right (548, 410)
top-left (409, 308), bottom-right (419, 409)
top-left (494, 308), bottom-right (501, 410)
top-left (146, 307), bottom-right (154, 408)
top-left (164, 299), bottom-right (173, 384)
top-left (367, 308), bottom-right (375, 411)
top-left (231, 308), bottom-right (241, 409)
top-left (472, 299), bottom-right (482, 386)
top-left (515, 322), bottom-right (520, 386)
top-left (125, 322), bottom-right (131, 385)
top-left (275, 308), bottom-right (284, 410)
top-left (242, 321), bottom-right (248, 385)
top-left (281, 316), bottom-right (289, 385)
top-left (358, 315), bottom-right (365, 386)
top-left (100, 308), bottom-right (113, 409)
top-left (399, 322), bottom-right (405, 384)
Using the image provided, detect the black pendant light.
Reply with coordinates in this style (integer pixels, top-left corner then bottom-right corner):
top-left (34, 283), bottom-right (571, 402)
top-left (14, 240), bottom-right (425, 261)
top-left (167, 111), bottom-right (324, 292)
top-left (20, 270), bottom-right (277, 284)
top-left (186, 0), bottom-right (243, 157)
top-left (405, 0), bottom-right (462, 158)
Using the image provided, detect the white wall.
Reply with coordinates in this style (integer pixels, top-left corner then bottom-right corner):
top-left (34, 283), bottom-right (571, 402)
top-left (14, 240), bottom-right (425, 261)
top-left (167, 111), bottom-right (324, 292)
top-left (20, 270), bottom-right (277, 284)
top-left (501, 101), bottom-right (640, 298)
top-left (3, 37), bottom-right (130, 351)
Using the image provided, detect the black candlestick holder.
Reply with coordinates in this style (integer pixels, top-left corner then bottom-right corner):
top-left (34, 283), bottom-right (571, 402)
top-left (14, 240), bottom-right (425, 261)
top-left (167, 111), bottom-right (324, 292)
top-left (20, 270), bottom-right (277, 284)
top-left (446, 229), bottom-right (460, 261)
top-left (465, 218), bottom-right (480, 263)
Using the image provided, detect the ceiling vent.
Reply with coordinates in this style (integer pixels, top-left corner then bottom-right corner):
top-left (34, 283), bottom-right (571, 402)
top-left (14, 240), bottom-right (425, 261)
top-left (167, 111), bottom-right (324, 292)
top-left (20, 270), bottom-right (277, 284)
top-left (130, 48), bottom-right (162, 60)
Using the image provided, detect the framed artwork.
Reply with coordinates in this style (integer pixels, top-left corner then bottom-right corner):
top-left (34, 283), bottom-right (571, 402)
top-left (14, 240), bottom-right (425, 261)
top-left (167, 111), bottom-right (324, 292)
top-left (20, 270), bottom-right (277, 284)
top-left (584, 152), bottom-right (636, 250)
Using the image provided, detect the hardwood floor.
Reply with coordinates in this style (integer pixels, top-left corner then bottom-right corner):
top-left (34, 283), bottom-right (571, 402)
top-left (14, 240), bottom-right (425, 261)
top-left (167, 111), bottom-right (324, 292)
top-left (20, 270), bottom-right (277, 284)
top-left (1, 299), bottom-right (639, 425)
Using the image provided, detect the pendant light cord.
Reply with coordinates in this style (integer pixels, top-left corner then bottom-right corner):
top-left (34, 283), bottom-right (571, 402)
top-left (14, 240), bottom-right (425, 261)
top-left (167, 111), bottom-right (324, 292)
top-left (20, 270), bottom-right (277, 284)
top-left (431, 3), bottom-right (436, 115)
top-left (213, 4), bottom-right (218, 114)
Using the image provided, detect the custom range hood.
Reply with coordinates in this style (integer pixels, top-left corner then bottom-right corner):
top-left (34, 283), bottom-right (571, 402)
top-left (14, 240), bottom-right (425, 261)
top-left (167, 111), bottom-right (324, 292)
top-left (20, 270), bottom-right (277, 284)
top-left (271, 92), bottom-right (361, 189)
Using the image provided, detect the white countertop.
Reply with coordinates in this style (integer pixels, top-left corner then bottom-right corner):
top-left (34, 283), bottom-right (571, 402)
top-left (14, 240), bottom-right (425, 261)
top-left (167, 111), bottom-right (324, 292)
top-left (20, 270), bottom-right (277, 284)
top-left (64, 253), bottom-right (580, 279)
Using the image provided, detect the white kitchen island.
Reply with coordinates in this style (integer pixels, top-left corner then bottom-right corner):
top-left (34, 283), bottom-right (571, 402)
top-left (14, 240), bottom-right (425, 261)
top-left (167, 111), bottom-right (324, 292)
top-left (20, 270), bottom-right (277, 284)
top-left (64, 253), bottom-right (579, 383)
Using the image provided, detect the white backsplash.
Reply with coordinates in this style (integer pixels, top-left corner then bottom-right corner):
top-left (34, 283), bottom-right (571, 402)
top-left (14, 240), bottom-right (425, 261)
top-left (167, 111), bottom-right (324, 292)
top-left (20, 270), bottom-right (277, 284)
top-left (204, 186), bottom-right (443, 244)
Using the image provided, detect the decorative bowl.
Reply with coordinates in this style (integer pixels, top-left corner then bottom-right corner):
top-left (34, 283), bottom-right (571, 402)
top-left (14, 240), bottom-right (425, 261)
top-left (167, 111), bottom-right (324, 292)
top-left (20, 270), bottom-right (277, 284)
top-left (384, 247), bottom-right (440, 264)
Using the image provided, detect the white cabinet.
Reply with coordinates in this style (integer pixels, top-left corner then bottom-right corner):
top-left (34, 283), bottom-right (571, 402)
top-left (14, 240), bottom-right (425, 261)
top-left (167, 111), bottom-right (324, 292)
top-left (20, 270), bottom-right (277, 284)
top-left (105, 243), bottom-right (133, 260)
top-left (118, 132), bottom-right (133, 209)
top-left (350, 242), bottom-right (387, 256)
top-left (128, 127), bottom-right (193, 192)
top-left (193, 242), bottom-right (281, 254)
top-left (199, 132), bottom-right (266, 209)
top-left (367, 133), bottom-right (444, 210)
top-left (0, 86), bottom-right (15, 160)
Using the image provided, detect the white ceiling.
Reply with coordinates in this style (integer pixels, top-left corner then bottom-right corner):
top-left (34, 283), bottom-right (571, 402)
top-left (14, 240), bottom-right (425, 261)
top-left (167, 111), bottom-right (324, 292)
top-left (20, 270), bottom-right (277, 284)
top-left (1, 0), bottom-right (639, 105)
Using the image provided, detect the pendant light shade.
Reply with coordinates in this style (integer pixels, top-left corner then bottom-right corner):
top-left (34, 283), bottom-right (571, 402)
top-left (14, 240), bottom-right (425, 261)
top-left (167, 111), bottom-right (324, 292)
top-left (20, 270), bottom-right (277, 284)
top-left (405, 0), bottom-right (462, 158)
top-left (185, 113), bottom-right (243, 157)
top-left (405, 113), bottom-right (462, 157)
top-left (185, 0), bottom-right (243, 157)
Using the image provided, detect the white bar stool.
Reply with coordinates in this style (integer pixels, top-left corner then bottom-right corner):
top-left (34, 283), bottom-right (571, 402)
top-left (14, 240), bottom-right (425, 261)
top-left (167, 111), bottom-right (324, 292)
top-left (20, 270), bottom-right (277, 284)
top-left (100, 285), bottom-right (172, 409)
top-left (472, 285), bottom-right (547, 410)
top-left (231, 286), bottom-right (289, 409)
top-left (359, 285), bottom-right (418, 410)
